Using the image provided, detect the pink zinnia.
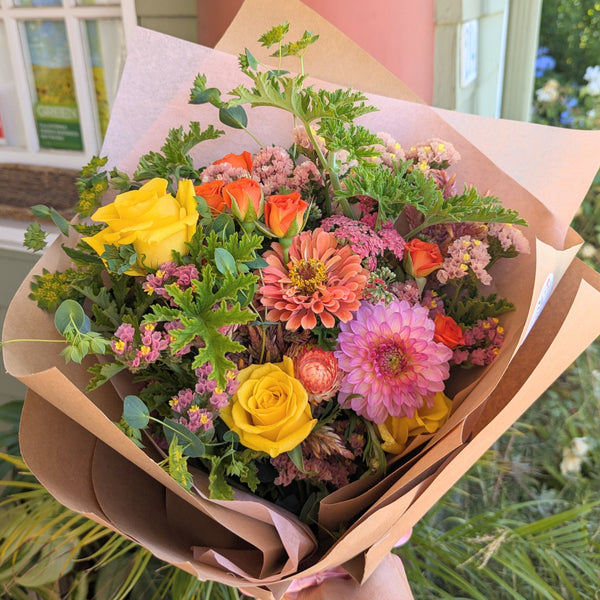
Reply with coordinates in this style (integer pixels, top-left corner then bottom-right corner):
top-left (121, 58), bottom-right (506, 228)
top-left (260, 228), bottom-right (369, 330)
top-left (334, 300), bottom-right (452, 424)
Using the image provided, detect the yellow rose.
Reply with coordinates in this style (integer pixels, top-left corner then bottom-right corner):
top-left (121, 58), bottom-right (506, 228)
top-left (377, 392), bottom-right (452, 455)
top-left (221, 357), bottom-right (316, 458)
top-left (82, 178), bottom-right (198, 275)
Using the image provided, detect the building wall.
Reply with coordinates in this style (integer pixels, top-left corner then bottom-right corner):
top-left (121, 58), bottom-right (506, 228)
top-left (136, 0), bottom-right (198, 43)
top-left (196, 0), bottom-right (435, 104)
top-left (0, 246), bottom-right (37, 406)
top-left (434, 0), bottom-right (508, 117)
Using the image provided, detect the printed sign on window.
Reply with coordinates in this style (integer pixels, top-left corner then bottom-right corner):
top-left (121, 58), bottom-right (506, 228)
top-left (25, 19), bottom-right (84, 151)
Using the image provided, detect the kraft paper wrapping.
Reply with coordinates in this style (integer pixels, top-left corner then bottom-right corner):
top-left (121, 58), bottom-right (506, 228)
top-left (4, 1), bottom-right (600, 597)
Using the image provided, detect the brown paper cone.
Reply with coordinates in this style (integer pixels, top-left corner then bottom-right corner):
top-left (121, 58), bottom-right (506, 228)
top-left (4, 1), bottom-right (600, 594)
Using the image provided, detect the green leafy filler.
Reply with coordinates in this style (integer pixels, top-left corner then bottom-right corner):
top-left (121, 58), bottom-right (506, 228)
top-left (121, 395), bottom-right (259, 498)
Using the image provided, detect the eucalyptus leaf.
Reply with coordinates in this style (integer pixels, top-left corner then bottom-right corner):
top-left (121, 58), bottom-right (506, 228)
top-left (219, 105), bottom-right (248, 129)
top-left (54, 299), bottom-right (86, 334)
top-left (245, 256), bottom-right (269, 269)
top-left (190, 86), bottom-right (222, 106)
top-left (214, 247), bottom-right (237, 275)
top-left (50, 207), bottom-right (71, 236)
top-left (245, 48), bottom-right (259, 70)
top-left (163, 419), bottom-right (206, 457)
top-left (123, 395), bottom-right (150, 430)
top-left (30, 204), bottom-right (52, 219)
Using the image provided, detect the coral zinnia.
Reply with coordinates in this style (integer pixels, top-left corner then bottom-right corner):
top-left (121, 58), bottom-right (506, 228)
top-left (334, 300), bottom-right (452, 424)
top-left (260, 228), bottom-right (368, 330)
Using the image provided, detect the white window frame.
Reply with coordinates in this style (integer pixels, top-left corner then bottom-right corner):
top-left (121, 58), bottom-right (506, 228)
top-left (0, 0), bottom-right (136, 168)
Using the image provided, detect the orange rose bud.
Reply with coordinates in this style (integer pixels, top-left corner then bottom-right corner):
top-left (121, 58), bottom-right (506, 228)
top-left (222, 177), bottom-right (263, 222)
top-left (213, 151), bottom-right (253, 172)
top-left (265, 192), bottom-right (308, 238)
top-left (433, 314), bottom-right (465, 349)
top-left (292, 347), bottom-right (342, 404)
top-left (194, 180), bottom-right (226, 215)
top-left (404, 238), bottom-right (443, 277)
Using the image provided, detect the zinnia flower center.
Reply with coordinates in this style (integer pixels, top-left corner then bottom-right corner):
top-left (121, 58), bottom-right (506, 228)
top-left (288, 258), bottom-right (327, 295)
top-left (374, 342), bottom-right (408, 378)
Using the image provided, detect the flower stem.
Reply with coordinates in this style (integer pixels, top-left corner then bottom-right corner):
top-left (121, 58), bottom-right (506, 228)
top-left (0, 338), bottom-right (65, 347)
top-left (302, 121), bottom-right (353, 219)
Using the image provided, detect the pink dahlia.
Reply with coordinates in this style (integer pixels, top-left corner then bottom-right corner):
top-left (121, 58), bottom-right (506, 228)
top-left (260, 228), bottom-right (369, 330)
top-left (334, 300), bottom-right (452, 424)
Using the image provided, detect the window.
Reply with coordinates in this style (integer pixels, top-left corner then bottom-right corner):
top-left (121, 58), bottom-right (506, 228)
top-left (0, 0), bottom-right (136, 168)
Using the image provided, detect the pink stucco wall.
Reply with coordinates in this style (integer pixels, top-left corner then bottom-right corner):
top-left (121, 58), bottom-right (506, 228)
top-left (301, 0), bottom-right (434, 103)
top-left (197, 0), bottom-right (435, 103)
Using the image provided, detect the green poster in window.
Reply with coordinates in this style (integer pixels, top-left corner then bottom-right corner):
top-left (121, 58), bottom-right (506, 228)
top-left (25, 18), bottom-right (84, 151)
top-left (86, 20), bottom-right (110, 139)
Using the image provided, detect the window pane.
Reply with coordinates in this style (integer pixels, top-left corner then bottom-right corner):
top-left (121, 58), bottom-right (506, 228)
top-left (77, 0), bottom-right (120, 5)
top-left (22, 19), bottom-right (84, 150)
top-left (14, 1), bottom-right (63, 6)
top-left (0, 21), bottom-right (26, 147)
top-left (84, 18), bottom-right (125, 140)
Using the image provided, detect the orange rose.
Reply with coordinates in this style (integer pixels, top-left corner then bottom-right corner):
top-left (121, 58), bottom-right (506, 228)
top-left (265, 192), bottom-right (308, 238)
top-left (213, 151), bottom-right (253, 172)
top-left (433, 314), bottom-right (465, 349)
top-left (194, 180), bottom-right (225, 215)
top-left (404, 238), bottom-right (443, 277)
top-left (222, 177), bottom-right (263, 222)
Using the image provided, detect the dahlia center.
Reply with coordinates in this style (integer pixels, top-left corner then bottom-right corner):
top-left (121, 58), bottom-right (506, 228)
top-left (374, 342), bottom-right (408, 378)
top-left (288, 258), bottom-right (327, 295)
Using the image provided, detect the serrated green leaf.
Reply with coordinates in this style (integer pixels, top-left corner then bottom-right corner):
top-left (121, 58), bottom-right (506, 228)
top-left (87, 361), bottom-right (126, 391)
top-left (123, 395), bottom-right (150, 430)
top-left (272, 30), bottom-right (319, 58)
top-left (23, 222), bottom-right (48, 252)
top-left (208, 456), bottom-right (234, 500)
top-left (258, 22), bottom-right (290, 48)
top-left (168, 436), bottom-right (193, 490)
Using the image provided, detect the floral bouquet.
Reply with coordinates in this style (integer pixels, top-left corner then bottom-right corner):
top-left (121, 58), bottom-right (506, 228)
top-left (4, 2), bottom-right (600, 598)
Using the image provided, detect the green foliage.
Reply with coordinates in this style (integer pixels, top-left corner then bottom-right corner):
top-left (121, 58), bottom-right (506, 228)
top-left (273, 30), bottom-right (320, 58)
top-left (133, 122), bottom-right (224, 185)
top-left (317, 118), bottom-right (382, 161)
top-left (335, 163), bottom-right (526, 231)
top-left (208, 455), bottom-right (234, 500)
top-left (258, 22), bottom-right (290, 48)
top-left (168, 437), bottom-right (194, 491)
top-left (228, 73), bottom-right (376, 127)
top-left (0, 451), bottom-right (242, 599)
top-left (100, 243), bottom-right (139, 275)
top-left (29, 268), bottom-right (83, 311)
top-left (23, 222), bottom-right (48, 252)
top-left (54, 299), bottom-right (111, 363)
top-left (450, 294), bottom-right (515, 327)
top-left (539, 0), bottom-right (600, 82)
top-left (123, 394), bottom-right (150, 430)
top-left (75, 155), bottom-right (109, 217)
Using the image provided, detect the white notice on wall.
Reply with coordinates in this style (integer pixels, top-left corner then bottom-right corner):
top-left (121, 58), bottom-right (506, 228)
top-left (461, 19), bottom-right (478, 87)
